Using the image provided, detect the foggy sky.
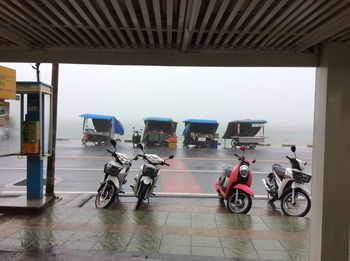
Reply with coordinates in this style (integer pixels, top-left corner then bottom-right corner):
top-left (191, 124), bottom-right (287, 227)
top-left (1, 63), bottom-right (315, 127)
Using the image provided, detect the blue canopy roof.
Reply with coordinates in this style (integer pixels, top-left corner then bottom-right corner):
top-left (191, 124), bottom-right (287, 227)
top-left (144, 117), bottom-right (174, 122)
top-left (230, 119), bottom-right (267, 124)
top-left (16, 81), bottom-right (52, 88)
top-left (80, 113), bottom-right (124, 135)
top-left (183, 119), bottom-right (218, 124)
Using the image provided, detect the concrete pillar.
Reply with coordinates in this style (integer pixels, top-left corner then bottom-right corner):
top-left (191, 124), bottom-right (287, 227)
top-left (46, 63), bottom-right (59, 196)
top-left (311, 42), bottom-right (350, 261)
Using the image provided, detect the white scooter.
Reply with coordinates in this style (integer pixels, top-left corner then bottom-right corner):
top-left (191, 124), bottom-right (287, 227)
top-left (95, 139), bottom-right (138, 208)
top-left (262, 146), bottom-right (312, 217)
top-left (131, 144), bottom-right (174, 209)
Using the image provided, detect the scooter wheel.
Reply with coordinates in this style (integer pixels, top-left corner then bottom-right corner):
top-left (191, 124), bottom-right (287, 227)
top-left (280, 189), bottom-right (311, 217)
top-left (95, 182), bottom-right (116, 209)
top-left (135, 184), bottom-right (148, 210)
top-left (227, 190), bottom-right (252, 214)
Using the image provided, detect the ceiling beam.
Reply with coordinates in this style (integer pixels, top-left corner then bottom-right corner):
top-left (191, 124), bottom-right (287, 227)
top-left (283, 0), bottom-right (348, 47)
top-left (222, 0), bottom-right (259, 49)
top-left (56, 1), bottom-right (99, 46)
top-left (26, 0), bottom-right (80, 46)
top-left (176, 0), bottom-right (187, 48)
top-left (203, 0), bottom-right (229, 47)
top-left (97, 0), bottom-right (128, 47)
top-left (83, 0), bottom-right (120, 48)
top-left (242, 0), bottom-right (288, 46)
top-left (43, 1), bottom-right (92, 46)
top-left (111, 0), bottom-right (137, 48)
top-left (251, 0), bottom-right (303, 47)
top-left (181, 0), bottom-right (202, 51)
top-left (270, 0), bottom-right (328, 47)
top-left (0, 26), bottom-right (31, 48)
top-left (194, 0), bottom-right (215, 48)
top-left (153, 0), bottom-right (164, 48)
top-left (212, 0), bottom-right (244, 48)
top-left (125, 0), bottom-right (146, 47)
top-left (0, 47), bottom-right (315, 67)
top-left (10, 0), bottom-right (69, 45)
top-left (231, 0), bottom-right (274, 47)
top-left (68, 0), bottom-right (110, 47)
top-left (297, 12), bottom-right (350, 52)
top-left (0, 1), bottom-right (54, 45)
top-left (139, 0), bottom-right (155, 48)
top-left (167, 0), bottom-right (173, 48)
top-left (261, 0), bottom-right (321, 47)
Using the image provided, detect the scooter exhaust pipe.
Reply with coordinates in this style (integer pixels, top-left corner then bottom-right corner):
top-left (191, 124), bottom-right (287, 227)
top-left (262, 178), bottom-right (271, 192)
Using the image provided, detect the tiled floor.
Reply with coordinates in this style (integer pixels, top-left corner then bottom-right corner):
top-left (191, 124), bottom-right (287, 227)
top-left (0, 195), bottom-right (347, 261)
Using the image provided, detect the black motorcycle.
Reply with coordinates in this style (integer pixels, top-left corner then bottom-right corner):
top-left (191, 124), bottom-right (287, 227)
top-left (132, 127), bottom-right (142, 147)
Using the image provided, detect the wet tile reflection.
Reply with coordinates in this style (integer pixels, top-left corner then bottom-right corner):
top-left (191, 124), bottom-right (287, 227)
top-left (0, 197), bottom-right (317, 260)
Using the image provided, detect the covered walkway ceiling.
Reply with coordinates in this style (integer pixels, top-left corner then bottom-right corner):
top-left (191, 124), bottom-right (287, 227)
top-left (1, 0), bottom-right (350, 66)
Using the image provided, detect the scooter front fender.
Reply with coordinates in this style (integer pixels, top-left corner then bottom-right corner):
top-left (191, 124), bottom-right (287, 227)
top-left (291, 182), bottom-right (311, 195)
top-left (233, 184), bottom-right (254, 197)
top-left (104, 176), bottom-right (120, 190)
top-left (215, 180), bottom-right (220, 192)
top-left (140, 176), bottom-right (153, 186)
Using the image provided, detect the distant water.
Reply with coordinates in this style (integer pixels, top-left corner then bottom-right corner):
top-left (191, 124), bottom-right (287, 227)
top-left (58, 119), bottom-right (313, 146)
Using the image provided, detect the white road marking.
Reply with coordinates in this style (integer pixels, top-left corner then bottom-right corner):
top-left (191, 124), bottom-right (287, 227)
top-left (0, 167), bottom-right (269, 174)
top-left (0, 190), bottom-right (268, 199)
top-left (48, 155), bottom-right (296, 162)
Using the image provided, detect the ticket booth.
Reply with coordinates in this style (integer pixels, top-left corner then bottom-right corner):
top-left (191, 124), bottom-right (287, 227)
top-left (16, 81), bottom-right (53, 199)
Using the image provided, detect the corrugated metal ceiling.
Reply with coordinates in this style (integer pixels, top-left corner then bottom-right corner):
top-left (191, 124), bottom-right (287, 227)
top-left (0, 0), bottom-right (350, 56)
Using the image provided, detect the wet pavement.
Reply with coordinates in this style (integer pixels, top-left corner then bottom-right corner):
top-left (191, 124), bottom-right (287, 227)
top-left (0, 140), bottom-right (313, 196)
top-left (0, 194), bottom-right (313, 261)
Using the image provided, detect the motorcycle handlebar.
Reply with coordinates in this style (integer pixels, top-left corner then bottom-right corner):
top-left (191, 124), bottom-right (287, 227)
top-left (106, 149), bottom-right (114, 154)
top-left (286, 156), bottom-right (292, 161)
top-left (163, 162), bottom-right (170, 166)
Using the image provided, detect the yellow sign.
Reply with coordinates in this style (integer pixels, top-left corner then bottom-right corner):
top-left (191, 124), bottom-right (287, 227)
top-left (0, 66), bottom-right (16, 99)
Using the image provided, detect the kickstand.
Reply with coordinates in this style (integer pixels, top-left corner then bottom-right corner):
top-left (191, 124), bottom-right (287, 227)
top-left (268, 199), bottom-right (277, 209)
top-left (147, 198), bottom-right (150, 204)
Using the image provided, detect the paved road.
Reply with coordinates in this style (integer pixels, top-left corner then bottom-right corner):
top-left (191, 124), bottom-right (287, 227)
top-left (0, 140), bottom-right (312, 196)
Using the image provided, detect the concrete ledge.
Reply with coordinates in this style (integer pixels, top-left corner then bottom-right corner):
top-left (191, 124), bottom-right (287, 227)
top-left (0, 195), bottom-right (55, 214)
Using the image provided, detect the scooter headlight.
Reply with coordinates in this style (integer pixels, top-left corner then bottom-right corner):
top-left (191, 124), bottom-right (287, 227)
top-left (239, 165), bottom-right (250, 178)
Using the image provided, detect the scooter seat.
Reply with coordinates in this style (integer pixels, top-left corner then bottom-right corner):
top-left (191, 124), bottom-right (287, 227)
top-left (223, 165), bottom-right (234, 178)
top-left (272, 164), bottom-right (286, 180)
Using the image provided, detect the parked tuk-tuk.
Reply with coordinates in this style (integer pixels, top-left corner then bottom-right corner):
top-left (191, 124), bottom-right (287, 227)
top-left (183, 119), bottom-right (219, 148)
top-left (222, 119), bottom-right (267, 149)
top-left (142, 117), bottom-right (177, 148)
top-left (80, 113), bottom-right (124, 146)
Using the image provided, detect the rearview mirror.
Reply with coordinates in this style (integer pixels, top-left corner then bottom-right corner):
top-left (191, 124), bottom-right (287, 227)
top-left (168, 155), bottom-right (174, 159)
top-left (110, 139), bottom-right (117, 148)
top-left (138, 144), bottom-right (144, 150)
top-left (291, 145), bottom-right (296, 153)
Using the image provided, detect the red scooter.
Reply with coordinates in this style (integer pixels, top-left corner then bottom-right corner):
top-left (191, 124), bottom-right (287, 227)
top-left (215, 145), bottom-right (255, 214)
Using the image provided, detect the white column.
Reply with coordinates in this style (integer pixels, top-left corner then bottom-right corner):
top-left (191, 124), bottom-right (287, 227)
top-left (311, 42), bottom-right (350, 261)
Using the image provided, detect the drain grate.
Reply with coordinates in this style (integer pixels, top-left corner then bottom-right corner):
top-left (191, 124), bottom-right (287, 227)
top-left (13, 179), bottom-right (47, 186)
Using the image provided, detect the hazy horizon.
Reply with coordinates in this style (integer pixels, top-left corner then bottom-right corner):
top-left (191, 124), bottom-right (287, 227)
top-left (1, 63), bottom-right (315, 129)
